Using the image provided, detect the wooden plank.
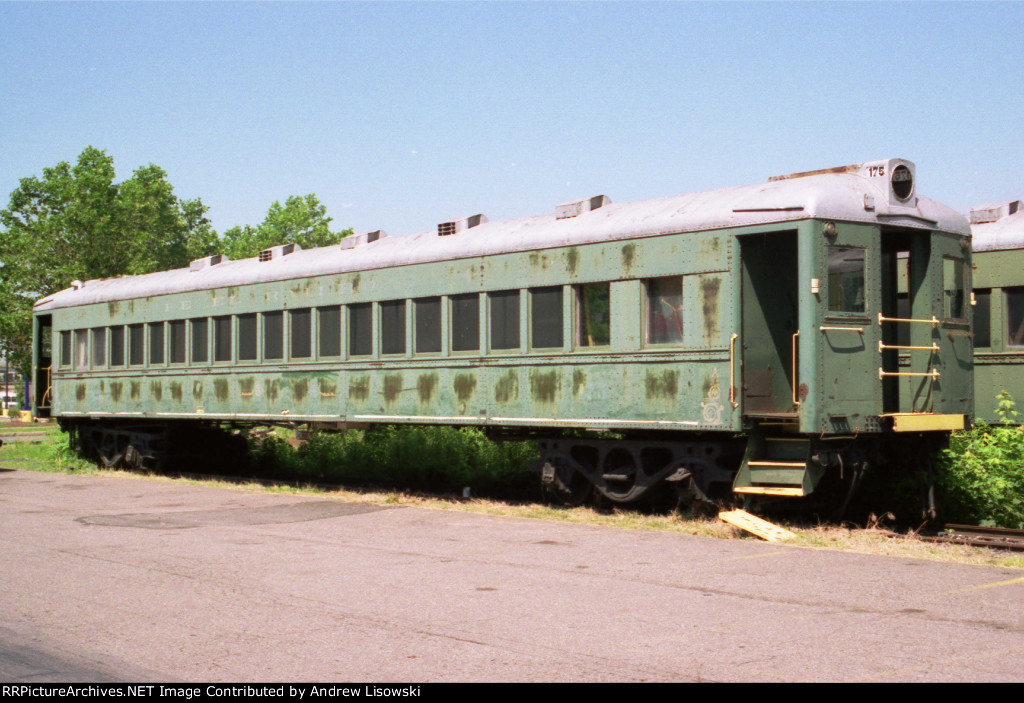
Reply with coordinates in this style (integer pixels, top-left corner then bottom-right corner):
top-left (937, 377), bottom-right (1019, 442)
top-left (719, 509), bottom-right (797, 542)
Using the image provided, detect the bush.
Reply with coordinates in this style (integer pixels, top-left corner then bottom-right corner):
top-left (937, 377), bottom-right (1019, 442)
top-left (938, 391), bottom-right (1024, 528)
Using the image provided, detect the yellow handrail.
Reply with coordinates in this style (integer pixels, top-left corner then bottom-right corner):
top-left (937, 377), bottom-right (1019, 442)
top-left (792, 330), bottom-right (800, 407)
top-left (878, 312), bottom-right (939, 327)
top-left (878, 368), bottom-right (940, 379)
top-left (820, 326), bottom-right (864, 332)
top-left (729, 333), bottom-right (738, 409)
top-left (878, 341), bottom-right (939, 353)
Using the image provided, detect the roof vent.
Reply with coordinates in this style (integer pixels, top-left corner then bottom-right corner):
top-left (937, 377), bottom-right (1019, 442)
top-left (971, 201), bottom-right (1021, 225)
top-left (71, 280), bottom-right (84, 290)
top-left (189, 254), bottom-right (228, 272)
top-left (438, 214), bottom-right (487, 236)
top-left (556, 195), bottom-right (611, 219)
top-left (258, 243), bottom-right (301, 262)
top-left (340, 230), bottom-right (389, 250)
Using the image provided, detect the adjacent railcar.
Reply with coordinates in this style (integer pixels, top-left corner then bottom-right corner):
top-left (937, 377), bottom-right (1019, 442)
top-left (32, 158), bottom-right (972, 507)
top-left (969, 200), bottom-right (1024, 422)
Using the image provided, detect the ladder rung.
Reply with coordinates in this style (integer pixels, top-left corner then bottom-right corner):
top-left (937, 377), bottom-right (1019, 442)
top-left (878, 312), bottom-right (939, 327)
top-left (878, 341), bottom-right (939, 352)
top-left (878, 368), bottom-right (940, 379)
top-left (748, 461), bottom-right (806, 468)
top-left (733, 486), bottom-right (805, 497)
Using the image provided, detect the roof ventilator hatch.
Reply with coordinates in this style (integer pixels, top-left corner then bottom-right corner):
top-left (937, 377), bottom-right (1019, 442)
top-left (340, 230), bottom-right (389, 250)
top-left (189, 254), bottom-right (229, 272)
top-left (259, 243), bottom-right (301, 262)
top-left (971, 201), bottom-right (1021, 225)
top-left (556, 195), bottom-right (610, 219)
top-left (438, 214), bottom-right (487, 236)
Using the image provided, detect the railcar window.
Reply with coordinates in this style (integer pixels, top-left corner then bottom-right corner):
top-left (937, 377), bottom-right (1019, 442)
top-left (531, 287), bottom-right (563, 349)
top-left (264, 311), bottom-right (283, 360)
top-left (110, 326), bottom-right (125, 367)
top-left (381, 300), bottom-right (406, 355)
top-left (318, 307), bottom-right (341, 357)
top-left (1006, 288), bottom-right (1024, 348)
top-left (452, 294), bottom-right (480, 352)
top-left (169, 320), bottom-right (186, 364)
top-left (213, 316), bottom-right (231, 362)
top-left (415, 297), bottom-right (442, 354)
top-left (191, 319), bottom-right (208, 363)
top-left (290, 309), bottom-right (312, 359)
top-left (646, 277), bottom-right (684, 345)
top-left (489, 290), bottom-right (520, 351)
top-left (577, 283), bottom-right (610, 347)
top-left (59, 331), bottom-right (71, 367)
top-left (974, 289), bottom-right (991, 349)
top-left (129, 324), bottom-right (144, 366)
top-left (238, 314), bottom-right (257, 361)
top-left (828, 247), bottom-right (866, 314)
top-left (74, 330), bottom-right (89, 370)
top-left (349, 304), bottom-right (372, 356)
top-left (943, 257), bottom-right (967, 321)
top-left (149, 323), bottom-right (165, 365)
top-left (91, 328), bottom-right (106, 368)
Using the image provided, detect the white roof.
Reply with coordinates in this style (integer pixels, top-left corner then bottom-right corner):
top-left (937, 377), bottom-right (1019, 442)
top-left (971, 202), bottom-right (1024, 252)
top-left (35, 158), bottom-right (969, 312)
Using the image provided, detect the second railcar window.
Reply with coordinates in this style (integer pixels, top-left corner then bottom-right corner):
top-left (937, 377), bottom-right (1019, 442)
top-left (110, 326), bottom-right (125, 367)
top-left (74, 330), bottom-right (89, 370)
top-left (59, 331), bottom-right (71, 367)
top-left (214, 316), bottom-right (231, 362)
top-left (149, 323), bottom-right (165, 365)
top-left (1006, 288), bottom-right (1024, 347)
top-left (647, 277), bottom-right (683, 344)
top-left (531, 287), bottom-right (563, 349)
top-left (238, 314), bottom-right (257, 361)
top-left (290, 309), bottom-right (312, 359)
top-left (452, 294), bottom-right (480, 352)
top-left (415, 297), bottom-right (441, 354)
top-left (576, 283), bottom-right (610, 347)
top-left (169, 320), bottom-right (186, 364)
top-left (191, 319), bottom-right (208, 363)
top-left (129, 324), bottom-right (144, 366)
top-left (318, 307), bottom-right (341, 357)
top-left (349, 303), bottom-right (372, 356)
top-left (489, 290), bottom-right (519, 351)
top-left (264, 311), bottom-right (283, 360)
top-left (973, 289), bottom-right (991, 349)
top-left (381, 300), bottom-right (406, 355)
top-left (91, 328), bottom-right (106, 368)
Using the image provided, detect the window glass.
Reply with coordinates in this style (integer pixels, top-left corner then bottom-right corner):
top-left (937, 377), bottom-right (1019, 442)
top-left (647, 277), bottom-right (683, 344)
top-left (60, 331), bottom-right (71, 367)
top-left (110, 326), bottom-right (125, 367)
top-left (191, 319), bottom-right (208, 363)
top-left (318, 306), bottom-right (341, 357)
top-left (451, 294), bottom-right (480, 352)
top-left (415, 297), bottom-right (441, 353)
top-left (129, 324), bottom-right (145, 366)
top-left (149, 323), bottom-right (164, 364)
top-left (944, 257), bottom-right (967, 320)
top-left (381, 300), bottom-right (406, 355)
top-left (74, 330), bottom-right (89, 370)
top-left (576, 283), bottom-right (610, 347)
top-left (264, 312), bottom-right (283, 360)
top-left (290, 308), bottom-right (311, 359)
top-left (169, 320), bottom-right (186, 363)
top-left (349, 304), bottom-right (372, 356)
top-left (828, 247), bottom-right (866, 314)
top-left (489, 290), bottom-right (520, 350)
top-left (1006, 288), bottom-right (1024, 347)
top-left (238, 314), bottom-right (257, 361)
top-left (214, 316), bottom-right (232, 362)
top-left (974, 289), bottom-right (991, 349)
top-left (92, 328), bottom-right (106, 368)
top-left (531, 287), bottom-right (563, 348)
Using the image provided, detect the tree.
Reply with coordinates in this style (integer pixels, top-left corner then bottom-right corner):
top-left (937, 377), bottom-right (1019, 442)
top-left (220, 194), bottom-right (352, 260)
top-left (0, 146), bottom-right (216, 373)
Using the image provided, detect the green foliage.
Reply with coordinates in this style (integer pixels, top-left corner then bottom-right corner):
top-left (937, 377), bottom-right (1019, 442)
top-left (0, 147), bottom-right (216, 373)
top-left (939, 391), bottom-right (1024, 528)
top-left (220, 194), bottom-right (353, 260)
top-left (247, 425), bottom-right (537, 495)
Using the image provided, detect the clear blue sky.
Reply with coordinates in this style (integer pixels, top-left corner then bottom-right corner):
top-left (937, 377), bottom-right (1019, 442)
top-left (2, 2), bottom-right (1022, 240)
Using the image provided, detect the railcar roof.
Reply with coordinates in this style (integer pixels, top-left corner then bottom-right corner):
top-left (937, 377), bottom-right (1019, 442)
top-left (35, 160), bottom-right (969, 312)
top-left (971, 202), bottom-right (1024, 252)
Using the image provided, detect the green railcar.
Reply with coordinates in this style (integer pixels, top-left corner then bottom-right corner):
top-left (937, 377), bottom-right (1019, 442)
top-left (970, 201), bottom-right (1024, 422)
top-left (32, 158), bottom-right (972, 508)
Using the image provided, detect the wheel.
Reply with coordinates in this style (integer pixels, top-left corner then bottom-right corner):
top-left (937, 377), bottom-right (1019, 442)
top-left (542, 455), bottom-right (593, 506)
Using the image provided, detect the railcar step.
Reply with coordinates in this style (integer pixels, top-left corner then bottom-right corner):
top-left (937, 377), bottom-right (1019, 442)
top-left (719, 509), bottom-right (796, 541)
top-left (733, 486), bottom-right (804, 497)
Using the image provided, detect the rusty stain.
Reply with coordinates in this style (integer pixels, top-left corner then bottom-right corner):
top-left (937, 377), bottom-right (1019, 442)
top-left (573, 369), bottom-right (586, 397)
top-left (193, 380), bottom-right (203, 401)
top-left (239, 377), bottom-right (255, 398)
top-left (170, 382), bottom-right (183, 402)
top-left (383, 373), bottom-right (403, 404)
top-left (349, 376), bottom-right (370, 401)
top-left (701, 276), bottom-right (721, 344)
top-left (645, 369), bottom-right (679, 399)
top-left (130, 380), bottom-right (141, 400)
top-left (495, 370), bottom-right (518, 403)
top-left (529, 369), bottom-right (560, 403)
top-left (351, 273), bottom-right (360, 293)
top-left (107, 301), bottom-right (120, 317)
top-left (227, 286), bottom-right (239, 299)
top-left (565, 247), bottom-right (579, 276)
top-left (266, 378), bottom-right (280, 402)
top-left (99, 380), bottom-right (105, 394)
top-left (454, 373), bottom-right (477, 402)
top-left (320, 377), bottom-right (338, 399)
top-left (528, 252), bottom-right (550, 270)
top-left (110, 381), bottom-right (122, 402)
top-left (75, 383), bottom-right (86, 402)
top-left (417, 373), bottom-right (438, 403)
top-left (621, 243), bottom-right (636, 271)
top-left (214, 378), bottom-right (229, 402)
top-left (150, 381), bottom-right (163, 402)
top-left (292, 378), bottom-right (309, 402)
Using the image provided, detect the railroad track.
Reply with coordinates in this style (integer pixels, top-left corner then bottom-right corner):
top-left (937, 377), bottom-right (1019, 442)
top-left (921, 524), bottom-right (1024, 552)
